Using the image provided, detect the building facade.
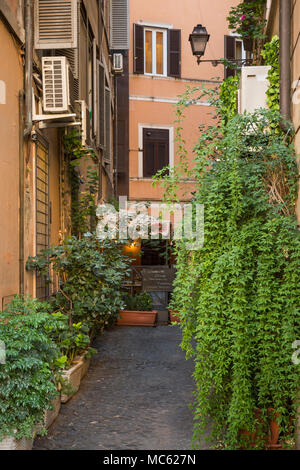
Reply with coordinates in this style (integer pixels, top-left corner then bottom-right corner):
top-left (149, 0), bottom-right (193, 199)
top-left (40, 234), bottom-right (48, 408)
top-left (128, 0), bottom-right (240, 206)
top-left (0, 0), bottom-right (129, 306)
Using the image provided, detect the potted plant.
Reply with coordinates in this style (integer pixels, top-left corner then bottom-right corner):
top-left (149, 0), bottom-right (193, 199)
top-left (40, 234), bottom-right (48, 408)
top-left (168, 309), bottom-right (181, 324)
top-left (118, 292), bottom-right (157, 327)
top-left (0, 296), bottom-right (59, 450)
top-left (48, 314), bottom-right (96, 403)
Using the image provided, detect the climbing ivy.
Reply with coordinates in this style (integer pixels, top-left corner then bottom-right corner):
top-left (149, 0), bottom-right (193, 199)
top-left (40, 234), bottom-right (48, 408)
top-left (63, 130), bottom-right (99, 238)
top-left (219, 74), bottom-right (240, 127)
top-left (261, 36), bottom-right (280, 111)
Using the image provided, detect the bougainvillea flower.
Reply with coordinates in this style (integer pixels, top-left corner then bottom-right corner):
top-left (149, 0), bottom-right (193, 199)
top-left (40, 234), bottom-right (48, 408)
top-left (240, 14), bottom-right (246, 21)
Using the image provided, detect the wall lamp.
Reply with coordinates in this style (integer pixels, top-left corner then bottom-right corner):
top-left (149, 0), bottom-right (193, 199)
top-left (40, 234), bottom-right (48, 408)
top-left (189, 24), bottom-right (252, 67)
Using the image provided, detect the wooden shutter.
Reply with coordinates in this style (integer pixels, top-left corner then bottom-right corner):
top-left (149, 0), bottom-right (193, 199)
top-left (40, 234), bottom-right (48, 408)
top-left (143, 128), bottom-right (169, 178)
top-left (55, 0), bottom-right (80, 98)
top-left (110, 0), bottom-right (129, 50)
top-left (98, 63), bottom-right (105, 148)
top-left (104, 87), bottom-right (111, 163)
top-left (34, 0), bottom-right (78, 49)
top-left (224, 35), bottom-right (236, 79)
top-left (168, 29), bottom-right (181, 78)
top-left (92, 38), bottom-right (97, 137)
top-left (133, 24), bottom-right (144, 74)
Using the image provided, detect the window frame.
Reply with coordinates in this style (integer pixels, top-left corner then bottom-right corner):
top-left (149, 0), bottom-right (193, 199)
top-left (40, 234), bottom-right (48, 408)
top-left (144, 27), bottom-right (167, 77)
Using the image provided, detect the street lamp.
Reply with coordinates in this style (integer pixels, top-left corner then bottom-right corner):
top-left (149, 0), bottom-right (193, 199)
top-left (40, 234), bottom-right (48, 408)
top-left (189, 24), bottom-right (210, 65)
top-left (189, 24), bottom-right (252, 67)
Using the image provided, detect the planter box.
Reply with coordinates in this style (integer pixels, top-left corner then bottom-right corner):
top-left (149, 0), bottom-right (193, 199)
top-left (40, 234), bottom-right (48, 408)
top-left (61, 360), bottom-right (83, 403)
top-left (0, 433), bottom-right (33, 451)
top-left (44, 394), bottom-right (61, 429)
top-left (80, 355), bottom-right (91, 380)
top-left (60, 352), bottom-right (91, 403)
top-left (117, 310), bottom-right (158, 327)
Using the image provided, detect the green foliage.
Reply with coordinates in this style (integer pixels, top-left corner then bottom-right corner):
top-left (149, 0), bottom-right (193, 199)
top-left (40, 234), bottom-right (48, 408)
top-left (261, 36), bottom-right (280, 111)
top-left (122, 292), bottom-right (153, 312)
top-left (27, 233), bottom-right (130, 333)
top-left (168, 108), bottom-right (300, 449)
top-left (227, 0), bottom-right (267, 40)
top-left (219, 75), bottom-right (240, 127)
top-left (63, 130), bottom-right (99, 237)
top-left (46, 313), bottom-right (96, 369)
top-left (0, 296), bottom-right (59, 439)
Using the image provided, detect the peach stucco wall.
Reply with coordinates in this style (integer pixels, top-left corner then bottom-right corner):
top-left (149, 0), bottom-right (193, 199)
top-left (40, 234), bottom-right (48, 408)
top-left (129, 0), bottom-right (239, 202)
top-left (0, 19), bottom-right (23, 304)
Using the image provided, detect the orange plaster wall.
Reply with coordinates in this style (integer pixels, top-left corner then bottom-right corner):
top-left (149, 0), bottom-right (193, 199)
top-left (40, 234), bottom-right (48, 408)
top-left (129, 0), bottom-right (239, 203)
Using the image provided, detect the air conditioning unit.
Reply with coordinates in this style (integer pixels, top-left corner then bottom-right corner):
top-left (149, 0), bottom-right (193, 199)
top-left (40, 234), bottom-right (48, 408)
top-left (75, 100), bottom-right (91, 147)
top-left (113, 53), bottom-right (123, 73)
top-left (42, 56), bottom-right (75, 114)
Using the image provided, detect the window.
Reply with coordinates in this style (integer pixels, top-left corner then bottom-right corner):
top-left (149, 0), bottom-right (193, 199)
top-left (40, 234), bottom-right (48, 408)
top-left (224, 35), bottom-right (246, 79)
top-left (134, 24), bottom-right (181, 78)
top-left (143, 128), bottom-right (169, 177)
top-left (144, 29), bottom-right (167, 76)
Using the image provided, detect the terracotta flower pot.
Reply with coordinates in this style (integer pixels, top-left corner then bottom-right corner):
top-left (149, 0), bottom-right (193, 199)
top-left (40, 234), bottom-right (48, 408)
top-left (240, 408), bottom-right (267, 449)
top-left (117, 310), bottom-right (157, 327)
top-left (169, 310), bottom-right (181, 323)
top-left (240, 408), bottom-right (283, 450)
top-left (267, 408), bottom-right (282, 450)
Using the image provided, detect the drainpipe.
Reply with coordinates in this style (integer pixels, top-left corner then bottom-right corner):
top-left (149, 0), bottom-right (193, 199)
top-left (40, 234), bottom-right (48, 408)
top-left (279, 0), bottom-right (291, 122)
top-left (19, 91), bottom-right (25, 295)
top-left (114, 75), bottom-right (118, 198)
top-left (24, 0), bottom-right (33, 137)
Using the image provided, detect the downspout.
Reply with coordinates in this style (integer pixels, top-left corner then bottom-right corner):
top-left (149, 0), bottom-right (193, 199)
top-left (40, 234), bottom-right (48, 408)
top-left (114, 75), bottom-right (118, 198)
top-left (279, 0), bottom-right (291, 122)
top-left (24, 0), bottom-right (33, 137)
top-left (19, 91), bottom-right (25, 296)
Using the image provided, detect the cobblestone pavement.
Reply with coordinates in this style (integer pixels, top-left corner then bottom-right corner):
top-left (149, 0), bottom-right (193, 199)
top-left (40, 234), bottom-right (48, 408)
top-left (34, 326), bottom-right (204, 450)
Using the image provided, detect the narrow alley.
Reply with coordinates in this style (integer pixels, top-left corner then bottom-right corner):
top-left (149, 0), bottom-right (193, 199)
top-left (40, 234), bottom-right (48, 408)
top-left (34, 326), bottom-right (201, 451)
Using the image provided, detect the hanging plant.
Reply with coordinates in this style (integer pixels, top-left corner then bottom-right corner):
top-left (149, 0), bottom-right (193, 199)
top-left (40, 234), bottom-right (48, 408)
top-left (154, 82), bottom-right (300, 449)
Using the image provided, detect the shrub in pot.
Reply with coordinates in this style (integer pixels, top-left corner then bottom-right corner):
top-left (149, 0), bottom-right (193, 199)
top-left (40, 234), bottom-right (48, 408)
top-left (47, 313), bottom-right (96, 403)
top-left (118, 292), bottom-right (157, 326)
top-left (0, 296), bottom-right (59, 448)
top-left (27, 233), bottom-right (130, 335)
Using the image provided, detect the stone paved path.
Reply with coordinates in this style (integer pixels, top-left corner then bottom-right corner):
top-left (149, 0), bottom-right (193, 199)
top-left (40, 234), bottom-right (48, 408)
top-left (34, 326), bottom-right (200, 450)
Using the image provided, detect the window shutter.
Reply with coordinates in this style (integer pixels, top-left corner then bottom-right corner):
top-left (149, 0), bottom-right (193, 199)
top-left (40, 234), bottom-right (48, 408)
top-left (224, 35), bottom-right (236, 79)
top-left (104, 88), bottom-right (111, 164)
top-left (54, 0), bottom-right (80, 97)
top-left (133, 24), bottom-right (144, 74)
top-left (168, 29), bottom-right (181, 78)
top-left (143, 128), bottom-right (169, 177)
top-left (98, 63), bottom-right (105, 149)
top-left (110, 0), bottom-right (129, 50)
top-left (34, 0), bottom-right (78, 49)
top-left (92, 39), bottom-right (98, 138)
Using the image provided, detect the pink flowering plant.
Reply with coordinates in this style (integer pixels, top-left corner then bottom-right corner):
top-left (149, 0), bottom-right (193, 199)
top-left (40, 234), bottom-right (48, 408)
top-left (227, 0), bottom-right (267, 40)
